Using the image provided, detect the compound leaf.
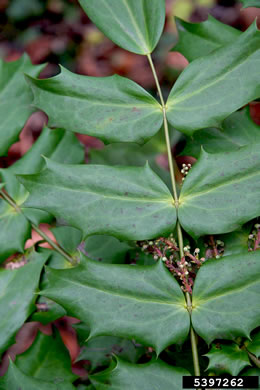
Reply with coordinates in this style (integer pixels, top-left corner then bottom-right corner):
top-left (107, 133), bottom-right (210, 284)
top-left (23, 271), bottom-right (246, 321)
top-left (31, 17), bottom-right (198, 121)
top-left (90, 358), bottom-right (192, 390)
top-left (181, 108), bottom-right (260, 158)
top-left (179, 144), bottom-right (260, 238)
top-left (0, 361), bottom-right (75, 390)
top-left (174, 15), bottom-right (240, 62)
top-left (0, 54), bottom-right (44, 156)
top-left (192, 251), bottom-right (260, 344)
top-left (167, 22), bottom-right (260, 135)
top-left (78, 0), bottom-right (165, 55)
top-left (0, 250), bottom-right (48, 354)
top-left (40, 259), bottom-right (190, 354)
top-left (26, 67), bottom-right (163, 145)
top-left (205, 343), bottom-right (251, 376)
top-left (19, 159), bottom-right (177, 241)
top-left (16, 330), bottom-right (77, 383)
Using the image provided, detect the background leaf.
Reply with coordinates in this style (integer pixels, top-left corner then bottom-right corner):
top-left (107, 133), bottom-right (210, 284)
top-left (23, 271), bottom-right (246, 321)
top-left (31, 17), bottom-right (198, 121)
top-left (0, 361), bottom-right (75, 390)
top-left (192, 251), bottom-right (260, 344)
top-left (78, 0), bottom-right (165, 55)
top-left (246, 331), bottom-right (260, 358)
top-left (0, 54), bottom-right (44, 156)
top-left (167, 23), bottom-right (260, 135)
top-left (26, 67), bottom-right (163, 145)
top-left (90, 358), bottom-right (192, 390)
top-left (179, 144), bottom-right (260, 238)
top-left (0, 250), bottom-right (48, 354)
top-left (173, 15), bottom-right (240, 62)
top-left (16, 329), bottom-right (77, 383)
top-left (19, 159), bottom-right (177, 241)
top-left (0, 127), bottom-right (84, 261)
top-left (181, 108), bottom-right (260, 158)
top-left (205, 343), bottom-right (251, 375)
top-left (241, 0), bottom-right (260, 8)
top-left (40, 259), bottom-right (190, 354)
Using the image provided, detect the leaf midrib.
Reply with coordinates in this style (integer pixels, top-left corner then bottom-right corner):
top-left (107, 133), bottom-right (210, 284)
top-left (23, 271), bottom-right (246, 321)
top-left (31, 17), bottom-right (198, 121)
top-left (169, 44), bottom-right (260, 107)
top-left (180, 168), bottom-right (260, 203)
top-left (46, 273), bottom-right (185, 308)
top-left (22, 179), bottom-right (174, 205)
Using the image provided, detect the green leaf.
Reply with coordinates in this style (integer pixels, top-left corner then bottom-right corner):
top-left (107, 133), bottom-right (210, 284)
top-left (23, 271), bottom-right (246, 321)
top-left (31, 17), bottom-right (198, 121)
top-left (0, 361), bottom-right (76, 390)
top-left (90, 358), bottom-right (192, 390)
top-left (40, 259), bottom-right (190, 354)
top-left (246, 331), bottom-right (260, 358)
top-left (0, 54), bottom-right (44, 156)
top-left (78, 0), bottom-right (165, 55)
top-left (0, 250), bottom-right (48, 354)
top-left (51, 226), bottom-right (83, 255)
top-left (166, 23), bottom-right (260, 135)
top-left (181, 108), bottom-right (260, 158)
top-left (26, 67), bottom-right (163, 145)
top-left (30, 296), bottom-right (66, 325)
top-left (19, 159), bottom-right (177, 241)
top-left (205, 343), bottom-right (251, 376)
top-left (218, 228), bottom-right (251, 257)
top-left (173, 15), bottom-right (240, 62)
top-left (0, 128), bottom-right (84, 261)
top-left (16, 330), bottom-right (77, 383)
top-left (179, 144), bottom-right (260, 238)
top-left (77, 335), bottom-right (144, 370)
top-left (192, 251), bottom-right (260, 344)
top-left (241, 0), bottom-right (260, 8)
top-left (84, 235), bottom-right (131, 264)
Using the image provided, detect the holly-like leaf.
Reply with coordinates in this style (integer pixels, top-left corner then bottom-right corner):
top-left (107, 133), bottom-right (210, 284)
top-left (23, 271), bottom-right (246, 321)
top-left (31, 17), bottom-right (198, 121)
top-left (205, 343), bottom-right (251, 376)
top-left (26, 67), bottom-right (163, 145)
top-left (166, 23), bottom-right (260, 135)
top-left (181, 108), bottom-right (260, 158)
top-left (18, 159), bottom-right (177, 241)
top-left (173, 15), bottom-right (240, 62)
top-left (40, 259), bottom-right (190, 354)
top-left (241, 0), bottom-right (260, 8)
top-left (0, 54), bottom-right (44, 156)
top-left (90, 358), bottom-right (192, 390)
top-left (192, 251), bottom-right (260, 344)
top-left (0, 250), bottom-right (49, 354)
top-left (78, 0), bottom-right (165, 55)
top-left (16, 330), bottom-right (77, 383)
top-left (179, 144), bottom-right (260, 238)
top-left (0, 361), bottom-right (75, 390)
top-left (246, 331), bottom-right (260, 358)
top-left (0, 128), bottom-right (84, 261)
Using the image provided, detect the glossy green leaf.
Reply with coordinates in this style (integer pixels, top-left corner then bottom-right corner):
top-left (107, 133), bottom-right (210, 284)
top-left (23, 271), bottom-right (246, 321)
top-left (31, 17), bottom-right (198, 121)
top-left (16, 330), bottom-right (77, 383)
top-left (181, 108), bottom-right (260, 158)
top-left (40, 259), bottom-right (190, 354)
top-left (241, 0), bottom-right (260, 8)
top-left (0, 54), bottom-right (44, 156)
top-left (19, 159), bottom-right (177, 241)
top-left (26, 67), bottom-right (163, 145)
top-left (0, 361), bottom-right (75, 390)
top-left (205, 343), bottom-right (251, 376)
top-left (0, 128), bottom-right (84, 261)
top-left (174, 15), bottom-right (240, 62)
top-left (78, 0), bottom-right (165, 55)
top-left (246, 331), bottom-right (260, 358)
top-left (179, 144), bottom-right (260, 238)
top-left (0, 250), bottom-right (48, 354)
top-left (167, 23), bottom-right (260, 135)
top-left (90, 358), bottom-right (192, 390)
top-left (192, 251), bottom-right (260, 344)
top-left (30, 296), bottom-right (67, 325)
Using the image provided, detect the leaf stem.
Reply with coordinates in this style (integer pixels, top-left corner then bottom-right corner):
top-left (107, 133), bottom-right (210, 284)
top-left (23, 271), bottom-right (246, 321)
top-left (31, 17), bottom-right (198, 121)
top-left (0, 189), bottom-right (76, 265)
top-left (147, 53), bottom-right (201, 377)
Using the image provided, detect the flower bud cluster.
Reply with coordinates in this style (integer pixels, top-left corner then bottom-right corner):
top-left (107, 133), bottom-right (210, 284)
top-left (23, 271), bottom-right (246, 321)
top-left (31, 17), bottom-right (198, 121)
top-left (181, 163), bottom-right (192, 182)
